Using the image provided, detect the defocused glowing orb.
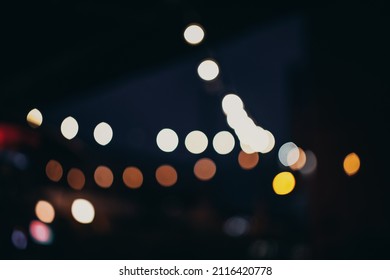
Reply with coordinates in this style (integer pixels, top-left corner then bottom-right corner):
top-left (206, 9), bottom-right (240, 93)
top-left (300, 150), bottom-right (317, 175)
top-left (67, 168), bottom-right (85, 190)
top-left (343, 152), bottom-right (360, 176)
top-left (197, 59), bottom-right (219, 81)
top-left (45, 160), bottom-right (63, 182)
top-left (184, 24), bottom-right (205, 45)
top-left (185, 130), bottom-right (208, 154)
top-left (213, 131), bottom-right (235, 155)
top-left (156, 165), bottom-right (178, 187)
top-left (238, 150), bottom-right (259, 170)
top-left (35, 200), bottom-right (55, 224)
top-left (156, 128), bottom-right (179, 152)
top-left (222, 94), bottom-right (244, 115)
top-left (194, 158), bottom-right (216, 181)
top-left (226, 109), bottom-right (248, 129)
top-left (94, 166), bottom-right (114, 188)
top-left (71, 199), bottom-right (95, 224)
top-left (278, 142), bottom-right (299, 166)
top-left (223, 216), bottom-right (249, 237)
top-left (60, 116), bottom-right (79, 140)
top-left (94, 122), bottom-right (113, 146)
top-left (290, 148), bottom-right (306, 171)
top-left (26, 108), bottom-right (43, 128)
top-left (272, 171), bottom-right (295, 195)
top-left (123, 166), bottom-right (143, 189)
top-left (11, 230), bottom-right (27, 250)
top-left (261, 130), bottom-right (275, 153)
top-left (29, 220), bottom-right (53, 244)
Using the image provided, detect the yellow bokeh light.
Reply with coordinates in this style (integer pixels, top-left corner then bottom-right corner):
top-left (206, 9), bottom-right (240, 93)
top-left (93, 122), bottom-right (113, 146)
top-left (45, 160), bottom-right (63, 182)
top-left (197, 59), bottom-right (219, 81)
top-left (26, 108), bottom-right (43, 128)
top-left (343, 152), bottom-right (360, 176)
top-left (290, 148), bottom-right (306, 171)
top-left (156, 165), bottom-right (178, 187)
top-left (61, 116), bottom-right (79, 140)
top-left (272, 171), bottom-right (296, 195)
top-left (94, 166), bottom-right (114, 188)
top-left (213, 131), bottom-right (235, 155)
top-left (71, 199), bottom-right (95, 224)
top-left (194, 158), bottom-right (217, 181)
top-left (156, 128), bottom-right (179, 152)
top-left (185, 130), bottom-right (208, 154)
top-left (67, 168), bottom-right (85, 190)
top-left (238, 150), bottom-right (259, 170)
top-left (35, 200), bottom-right (55, 224)
top-left (184, 24), bottom-right (205, 45)
top-left (123, 166), bottom-right (143, 189)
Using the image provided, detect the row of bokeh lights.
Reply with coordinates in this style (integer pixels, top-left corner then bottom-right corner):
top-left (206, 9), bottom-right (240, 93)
top-left (14, 23), bottom-right (362, 251)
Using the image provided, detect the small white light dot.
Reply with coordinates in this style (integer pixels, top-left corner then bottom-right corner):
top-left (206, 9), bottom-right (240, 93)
top-left (278, 142), bottom-right (299, 167)
top-left (156, 128), bottom-right (179, 152)
top-left (197, 59), bottom-right (219, 81)
top-left (71, 199), bottom-right (95, 224)
top-left (61, 116), bottom-right (79, 140)
top-left (185, 130), bottom-right (208, 154)
top-left (184, 24), bottom-right (205, 45)
top-left (94, 122), bottom-right (113, 146)
top-left (213, 131), bottom-right (235, 155)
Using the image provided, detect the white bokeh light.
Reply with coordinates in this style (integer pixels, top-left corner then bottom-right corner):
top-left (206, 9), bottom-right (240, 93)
top-left (61, 116), bottom-right (79, 140)
top-left (197, 59), bottom-right (219, 81)
top-left (184, 24), bottom-right (205, 45)
top-left (156, 128), bottom-right (179, 152)
top-left (26, 108), bottom-right (43, 128)
top-left (222, 94), bottom-right (244, 115)
top-left (71, 199), bottom-right (95, 224)
top-left (261, 130), bottom-right (275, 153)
top-left (213, 131), bottom-right (235, 155)
top-left (278, 142), bottom-right (299, 167)
top-left (93, 122), bottom-right (113, 146)
top-left (185, 130), bottom-right (208, 154)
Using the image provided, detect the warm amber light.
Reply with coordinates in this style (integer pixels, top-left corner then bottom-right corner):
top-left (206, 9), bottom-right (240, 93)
top-left (26, 108), bottom-right (43, 128)
top-left (123, 167), bottom-right (143, 189)
top-left (67, 168), bottom-right (86, 190)
top-left (94, 166), bottom-right (114, 188)
top-left (343, 152), bottom-right (360, 176)
top-left (238, 150), bottom-right (259, 170)
top-left (156, 165), bottom-right (178, 187)
top-left (35, 200), bottom-right (55, 224)
top-left (290, 148), bottom-right (306, 171)
top-left (272, 172), bottom-right (295, 195)
top-left (194, 158), bottom-right (217, 181)
top-left (45, 160), bottom-right (63, 182)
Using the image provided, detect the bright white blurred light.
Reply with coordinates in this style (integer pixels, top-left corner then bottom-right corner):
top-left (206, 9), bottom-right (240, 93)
top-left (261, 130), bottom-right (275, 153)
top-left (236, 126), bottom-right (269, 153)
top-left (94, 122), bottom-right (113, 146)
top-left (184, 24), bottom-right (204, 45)
top-left (222, 94), bottom-right (244, 115)
top-left (26, 108), bottom-right (43, 128)
top-left (240, 142), bottom-right (256, 154)
top-left (156, 128), bottom-right (179, 152)
top-left (197, 59), bottom-right (219, 81)
top-left (223, 216), bottom-right (249, 237)
top-left (300, 150), bottom-right (317, 175)
top-left (185, 130), bottom-right (208, 154)
top-left (278, 142), bottom-right (299, 166)
top-left (213, 131), bottom-right (235, 155)
top-left (61, 116), bottom-right (79, 140)
top-left (226, 109), bottom-right (249, 129)
top-left (71, 199), bottom-right (95, 224)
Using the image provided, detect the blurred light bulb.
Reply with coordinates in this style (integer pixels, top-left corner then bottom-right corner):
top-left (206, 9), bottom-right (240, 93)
top-left (61, 116), bottom-right (79, 140)
top-left (184, 24), bottom-right (205, 45)
top-left (26, 108), bottom-right (43, 128)
top-left (197, 59), bottom-right (219, 81)
top-left (71, 199), bottom-right (95, 224)
top-left (94, 122), bottom-right (113, 146)
top-left (185, 130), bottom-right (208, 154)
top-left (213, 131), bottom-right (235, 155)
top-left (35, 200), bottom-right (55, 224)
top-left (272, 171), bottom-right (295, 195)
top-left (278, 142), bottom-right (299, 167)
top-left (156, 128), bottom-right (179, 152)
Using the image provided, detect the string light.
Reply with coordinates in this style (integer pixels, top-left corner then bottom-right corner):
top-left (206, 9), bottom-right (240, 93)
top-left (184, 24), bottom-right (205, 45)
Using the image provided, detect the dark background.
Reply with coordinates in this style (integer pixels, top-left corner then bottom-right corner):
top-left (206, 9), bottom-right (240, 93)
top-left (1, 4), bottom-right (389, 259)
